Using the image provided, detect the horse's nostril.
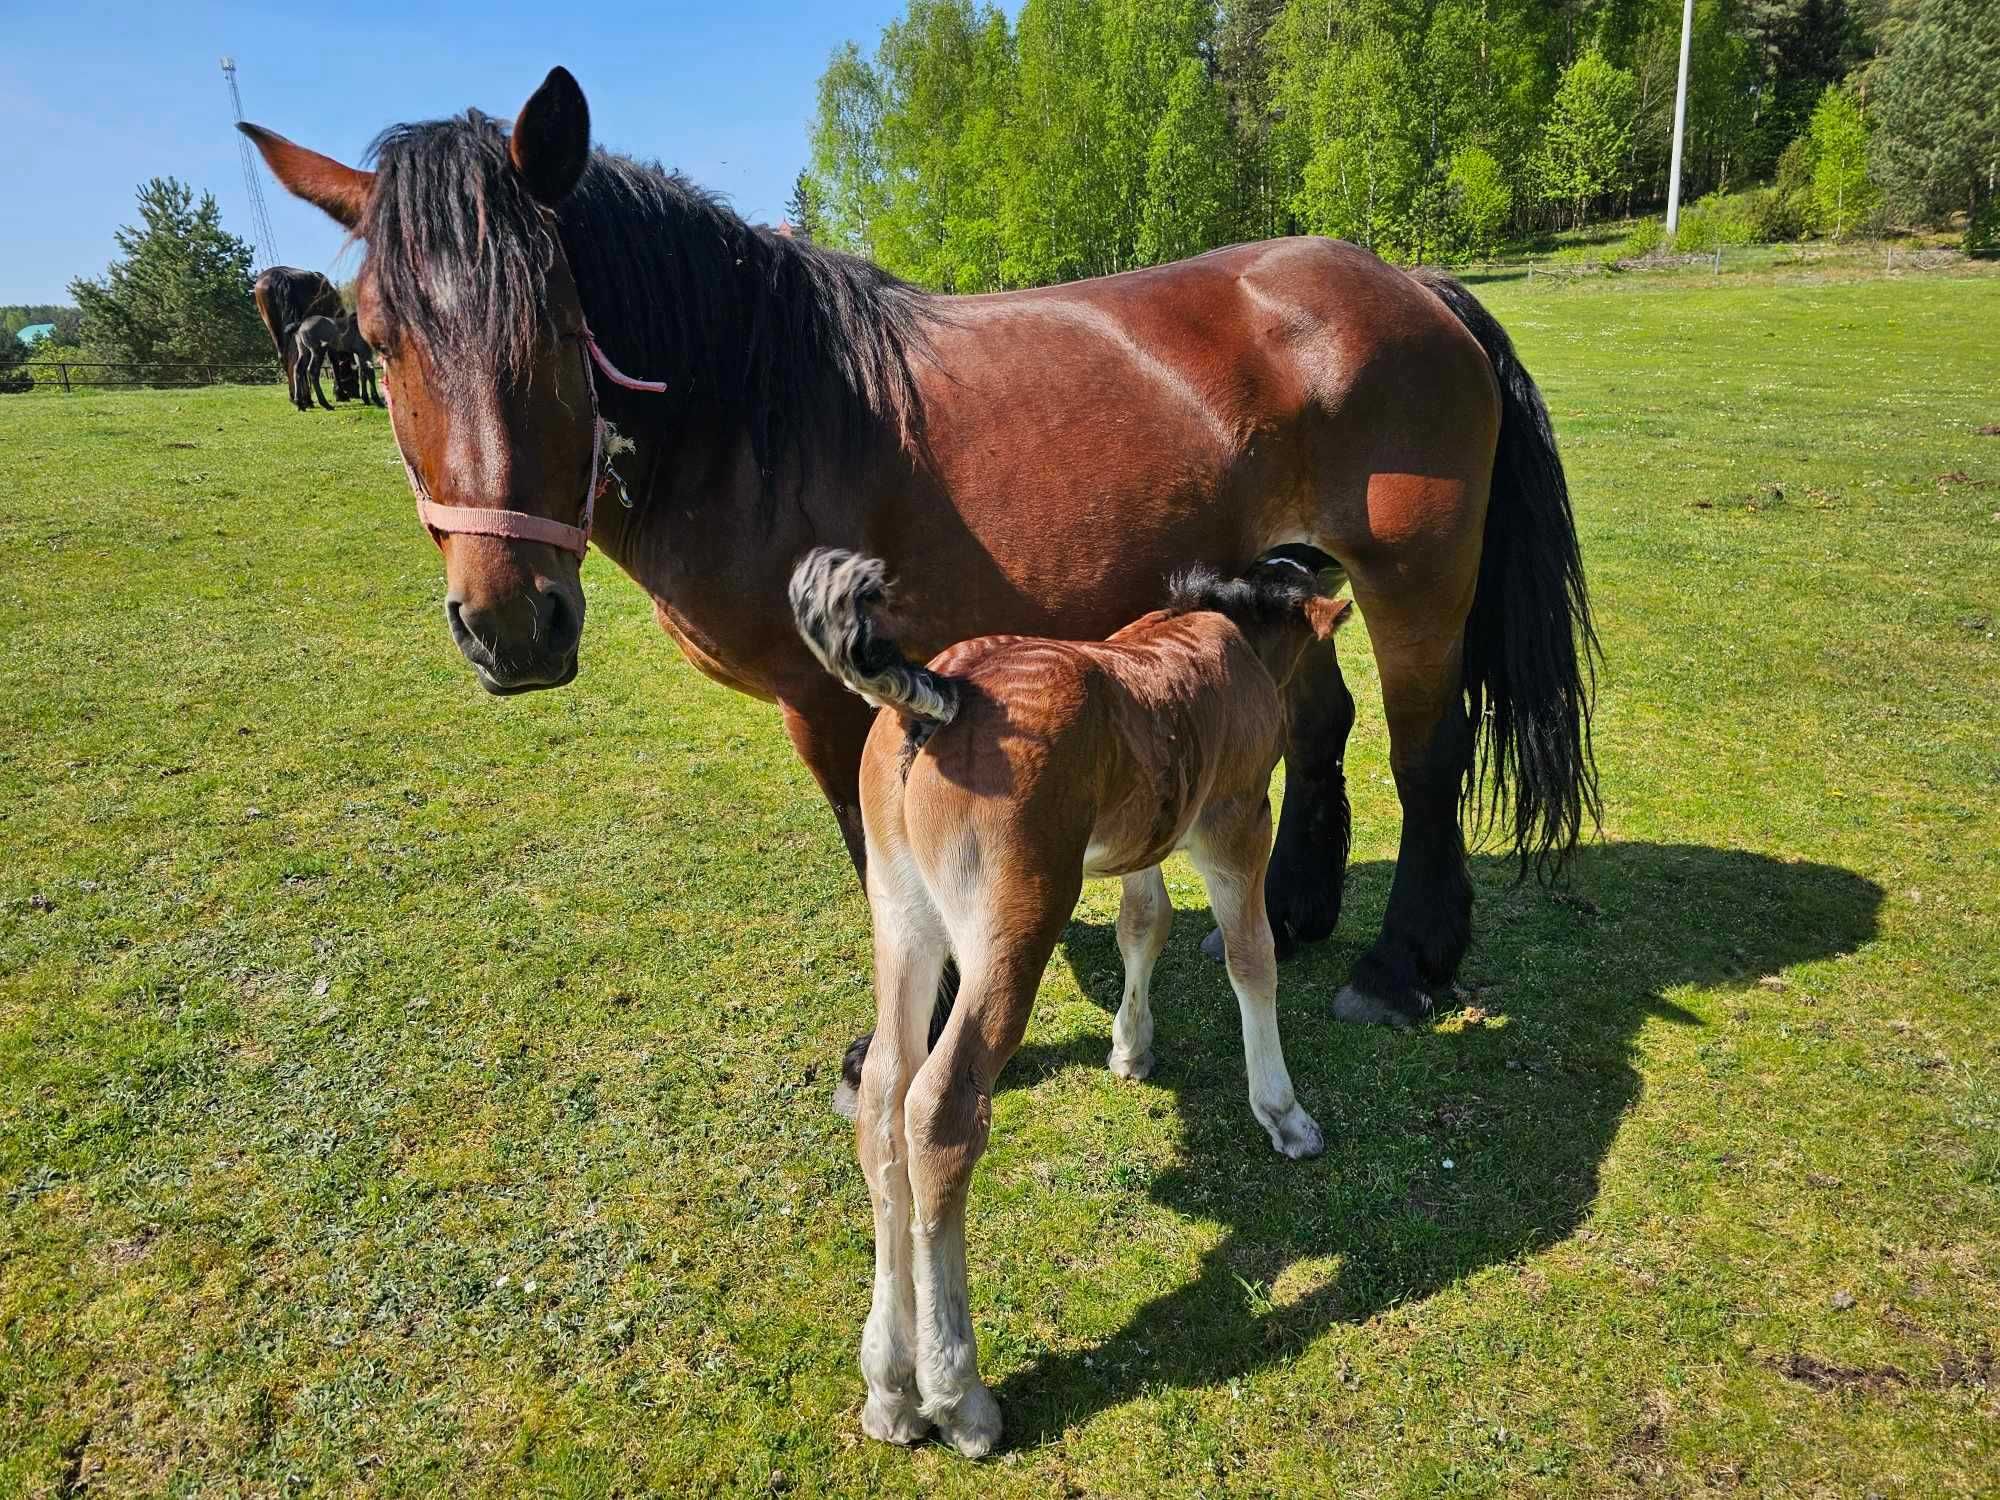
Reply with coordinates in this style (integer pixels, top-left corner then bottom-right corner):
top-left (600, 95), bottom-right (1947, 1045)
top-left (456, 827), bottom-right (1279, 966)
top-left (541, 589), bottom-right (580, 657)
top-left (446, 597), bottom-right (468, 640)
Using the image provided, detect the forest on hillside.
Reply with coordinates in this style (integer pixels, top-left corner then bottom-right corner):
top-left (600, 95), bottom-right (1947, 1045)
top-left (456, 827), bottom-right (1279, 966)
top-left (800, 0), bottom-right (1997, 288)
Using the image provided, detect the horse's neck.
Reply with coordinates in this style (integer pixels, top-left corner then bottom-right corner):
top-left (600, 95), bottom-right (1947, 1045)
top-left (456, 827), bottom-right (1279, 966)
top-left (586, 398), bottom-right (900, 689)
top-left (588, 418), bottom-right (816, 604)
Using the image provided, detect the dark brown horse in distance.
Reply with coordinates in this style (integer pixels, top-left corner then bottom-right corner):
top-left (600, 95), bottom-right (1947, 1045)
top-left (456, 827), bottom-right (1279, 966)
top-left (252, 266), bottom-right (356, 403)
top-left (239, 67), bottom-right (1597, 1075)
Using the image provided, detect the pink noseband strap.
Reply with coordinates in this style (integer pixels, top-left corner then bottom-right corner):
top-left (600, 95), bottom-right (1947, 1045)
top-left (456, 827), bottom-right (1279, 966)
top-left (413, 499), bottom-right (592, 555)
top-left (386, 322), bottom-right (664, 558)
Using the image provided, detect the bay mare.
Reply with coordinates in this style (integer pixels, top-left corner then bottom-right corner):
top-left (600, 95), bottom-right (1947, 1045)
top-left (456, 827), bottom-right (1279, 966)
top-left (240, 68), bottom-right (1597, 1085)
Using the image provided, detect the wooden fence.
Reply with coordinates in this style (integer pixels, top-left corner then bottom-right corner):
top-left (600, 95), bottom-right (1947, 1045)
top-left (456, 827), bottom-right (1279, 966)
top-left (12, 360), bottom-right (281, 393)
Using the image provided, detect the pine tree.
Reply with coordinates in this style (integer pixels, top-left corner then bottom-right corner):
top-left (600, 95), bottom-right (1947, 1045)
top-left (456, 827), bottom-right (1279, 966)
top-left (784, 170), bottom-right (828, 241)
top-left (1868, 0), bottom-right (1999, 233)
top-left (69, 178), bottom-right (266, 374)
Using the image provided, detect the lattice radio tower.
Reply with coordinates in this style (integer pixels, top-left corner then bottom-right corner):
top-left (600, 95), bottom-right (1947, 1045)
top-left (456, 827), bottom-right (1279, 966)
top-left (221, 57), bottom-right (281, 270)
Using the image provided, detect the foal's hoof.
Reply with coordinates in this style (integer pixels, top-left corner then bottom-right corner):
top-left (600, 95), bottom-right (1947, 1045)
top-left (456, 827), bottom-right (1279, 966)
top-left (930, 1385), bottom-right (1002, 1460)
top-left (1333, 984), bottom-right (1425, 1029)
top-left (1200, 926), bottom-right (1227, 963)
top-left (861, 1392), bottom-right (930, 1446)
top-left (1107, 1047), bottom-right (1155, 1081)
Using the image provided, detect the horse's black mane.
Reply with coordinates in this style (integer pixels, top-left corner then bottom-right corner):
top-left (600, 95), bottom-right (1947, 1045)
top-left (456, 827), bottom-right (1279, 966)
top-left (362, 109), bottom-right (935, 486)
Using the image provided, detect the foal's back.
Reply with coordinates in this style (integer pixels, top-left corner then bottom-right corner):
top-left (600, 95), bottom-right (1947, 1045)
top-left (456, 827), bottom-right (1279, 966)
top-left (861, 607), bottom-right (1288, 882)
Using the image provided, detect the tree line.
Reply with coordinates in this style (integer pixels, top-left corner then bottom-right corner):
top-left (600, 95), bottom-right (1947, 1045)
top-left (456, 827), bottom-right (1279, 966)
top-left (2, 178), bottom-right (273, 391)
top-left (799, 0), bottom-right (1998, 289)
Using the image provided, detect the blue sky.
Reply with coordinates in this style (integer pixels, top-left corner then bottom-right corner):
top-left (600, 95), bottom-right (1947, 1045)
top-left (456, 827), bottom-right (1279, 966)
top-left (0, 1), bottom-right (920, 304)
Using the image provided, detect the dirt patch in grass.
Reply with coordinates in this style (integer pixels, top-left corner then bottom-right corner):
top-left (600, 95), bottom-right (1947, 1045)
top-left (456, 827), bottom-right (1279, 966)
top-left (1771, 1351), bottom-right (1911, 1395)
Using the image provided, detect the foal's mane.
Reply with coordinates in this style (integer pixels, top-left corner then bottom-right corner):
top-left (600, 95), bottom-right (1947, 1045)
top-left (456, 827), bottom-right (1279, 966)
top-left (1163, 549), bottom-right (1336, 633)
top-left (362, 109), bottom-right (936, 489)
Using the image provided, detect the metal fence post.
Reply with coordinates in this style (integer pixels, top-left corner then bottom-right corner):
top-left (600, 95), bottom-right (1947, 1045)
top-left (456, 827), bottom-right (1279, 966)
top-left (59, 363), bottom-right (71, 394)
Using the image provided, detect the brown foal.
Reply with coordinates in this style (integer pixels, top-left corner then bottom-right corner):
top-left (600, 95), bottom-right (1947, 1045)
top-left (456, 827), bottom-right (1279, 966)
top-left (791, 549), bottom-right (1352, 1457)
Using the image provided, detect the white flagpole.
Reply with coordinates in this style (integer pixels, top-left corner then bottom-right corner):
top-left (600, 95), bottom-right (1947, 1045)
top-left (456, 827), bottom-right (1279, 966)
top-left (1666, 0), bottom-right (1695, 233)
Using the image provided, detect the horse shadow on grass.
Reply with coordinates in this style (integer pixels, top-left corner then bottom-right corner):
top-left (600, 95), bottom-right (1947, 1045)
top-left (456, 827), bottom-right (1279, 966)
top-left (990, 840), bottom-right (1883, 1446)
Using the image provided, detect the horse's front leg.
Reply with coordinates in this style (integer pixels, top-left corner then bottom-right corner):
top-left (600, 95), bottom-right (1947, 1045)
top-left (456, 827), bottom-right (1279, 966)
top-left (780, 693), bottom-right (954, 1117)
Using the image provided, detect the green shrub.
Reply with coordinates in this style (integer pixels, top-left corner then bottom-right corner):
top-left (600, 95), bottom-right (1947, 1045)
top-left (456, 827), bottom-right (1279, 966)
top-left (1742, 187), bottom-right (1800, 242)
top-left (1672, 191), bottom-right (1760, 253)
top-left (1769, 136), bottom-right (1815, 238)
top-left (1619, 216), bottom-right (1666, 259)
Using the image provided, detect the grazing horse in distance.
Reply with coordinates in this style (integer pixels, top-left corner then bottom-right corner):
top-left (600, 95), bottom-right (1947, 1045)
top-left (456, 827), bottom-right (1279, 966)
top-left (791, 547), bottom-right (1352, 1456)
top-left (290, 313), bottom-right (380, 410)
top-left (239, 67), bottom-right (1597, 1090)
top-left (253, 266), bottom-right (357, 402)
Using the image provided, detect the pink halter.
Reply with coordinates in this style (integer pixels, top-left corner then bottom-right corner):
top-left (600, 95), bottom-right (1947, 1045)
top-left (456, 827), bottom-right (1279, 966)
top-left (387, 327), bottom-right (667, 559)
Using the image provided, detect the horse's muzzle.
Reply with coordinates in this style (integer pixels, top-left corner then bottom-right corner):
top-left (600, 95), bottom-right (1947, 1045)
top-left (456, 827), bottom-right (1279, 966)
top-left (445, 583), bottom-right (583, 694)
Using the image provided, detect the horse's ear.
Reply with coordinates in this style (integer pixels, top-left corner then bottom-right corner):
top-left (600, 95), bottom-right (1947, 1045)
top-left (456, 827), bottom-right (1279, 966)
top-left (1304, 596), bottom-right (1353, 639)
top-left (510, 66), bottom-right (591, 206)
top-left (238, 124), bottom-right (373, 230)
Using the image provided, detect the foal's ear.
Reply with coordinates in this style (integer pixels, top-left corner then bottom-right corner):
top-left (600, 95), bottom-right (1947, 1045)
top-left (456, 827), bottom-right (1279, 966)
top-left (510, 66), bottom-right (591, 206)
top-left (238, 124), bottom-right (373, 230)
top-left (1304, 596), bottom-right (1353, 639)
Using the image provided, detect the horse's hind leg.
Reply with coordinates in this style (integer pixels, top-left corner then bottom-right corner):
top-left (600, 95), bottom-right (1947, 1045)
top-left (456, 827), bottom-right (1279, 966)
top-left (310, 349), bottom-right (333, 411)
top-left (779, 695), bottom-right (955, 1119)
top-left (905, 850), bottom-right (1079, 1458)
top-left (1187, 795), bottom-right (1322, 1159)
top-left (855, 840), bottom-right (948, 1447)
top-left (1109, 865), bottom-right (1170, 1079)
top-left (1266, 635), bottom-right (1356, 954)
top-left (1335, 572), bottom-right (1477, 1028)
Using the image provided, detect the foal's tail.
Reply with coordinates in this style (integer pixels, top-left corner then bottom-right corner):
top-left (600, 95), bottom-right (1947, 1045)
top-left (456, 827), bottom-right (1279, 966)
top-left (789, 549), bottom-right (960, 726)
top-left (1415, 271), bottom-right (1601, 881)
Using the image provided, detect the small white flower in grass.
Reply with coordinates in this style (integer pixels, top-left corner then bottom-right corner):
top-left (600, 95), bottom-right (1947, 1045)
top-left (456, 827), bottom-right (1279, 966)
top-left (494, 1274), bottom-right (509, 1288)
top-left (523, 1279), bottom-right (537, 1294)
top-left (1442, 1159), bottom-right (1455, 1170)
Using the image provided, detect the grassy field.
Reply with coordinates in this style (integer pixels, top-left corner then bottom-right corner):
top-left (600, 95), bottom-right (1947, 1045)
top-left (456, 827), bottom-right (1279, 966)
top-left (3, 262), bottom-right (1998, 1497)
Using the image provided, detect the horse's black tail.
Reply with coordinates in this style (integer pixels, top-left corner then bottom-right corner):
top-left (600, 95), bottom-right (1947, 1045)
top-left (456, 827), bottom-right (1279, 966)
top-left (788, 549), bottom-right (960, 726)
top-left (1416, 270), bottom-right (1601, 881)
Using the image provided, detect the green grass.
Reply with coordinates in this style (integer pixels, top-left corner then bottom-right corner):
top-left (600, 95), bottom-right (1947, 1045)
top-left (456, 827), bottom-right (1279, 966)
top-left (3, 265), bottom-right (1998, 1498)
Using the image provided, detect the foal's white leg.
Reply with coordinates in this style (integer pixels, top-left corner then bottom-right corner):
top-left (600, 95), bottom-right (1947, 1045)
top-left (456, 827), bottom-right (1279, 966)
top-left (1109, 865), bottom-right (1172, 1080)
top-left (1188, 810), bottom-right (1324, 1160)
top-left (911, 1187), bottom-right (1001, 1457)
top-left (856, 848), bottom-right (947, 1446)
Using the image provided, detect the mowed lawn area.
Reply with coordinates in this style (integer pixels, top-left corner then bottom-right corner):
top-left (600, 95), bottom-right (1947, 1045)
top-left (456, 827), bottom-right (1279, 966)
top-left (3, 264), bottom-right (1997, 1498)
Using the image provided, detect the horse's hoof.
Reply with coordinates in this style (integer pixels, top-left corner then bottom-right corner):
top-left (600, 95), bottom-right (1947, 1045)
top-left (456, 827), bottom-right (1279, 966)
top-left (832, 1031), bottom-right (870, 1120)
top-left (1200, 926), bottom-right (1226, 963)
top-left (861, 1392), bottom-right (929, 1446)
top-left (1333, 984), bottom-right (1423, 1029)
top-left (931, 1385), bottom-right (1002, 1460)
top-left (1107, 1046), bottom-right (1154, 1081)
top-left (1261, 1104), bottom-right (1325, 1160)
